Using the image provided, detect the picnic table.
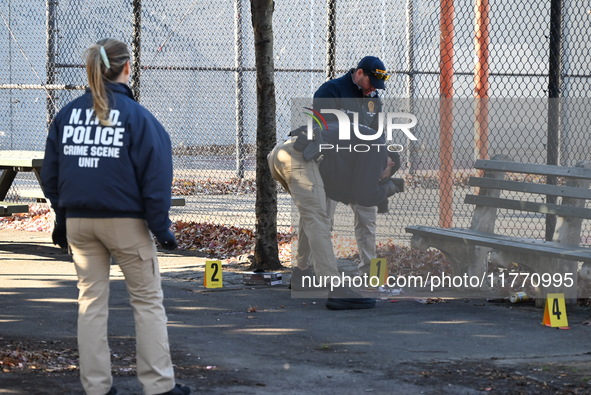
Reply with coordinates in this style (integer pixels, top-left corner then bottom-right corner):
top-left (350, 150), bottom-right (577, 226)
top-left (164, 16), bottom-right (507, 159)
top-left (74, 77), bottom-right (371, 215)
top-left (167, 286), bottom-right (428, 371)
top-left (0, 150), bottom-right (44, 215)
top-left (0, 150), bottom-right (44, 200)
top-left (0, 149), bottom-right (185, 209)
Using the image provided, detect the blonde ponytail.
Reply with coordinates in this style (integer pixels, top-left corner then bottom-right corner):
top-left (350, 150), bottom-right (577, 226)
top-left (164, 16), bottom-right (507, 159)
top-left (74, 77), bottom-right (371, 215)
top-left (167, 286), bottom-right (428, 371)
top-left (84, 38), bottom-right (130, 125)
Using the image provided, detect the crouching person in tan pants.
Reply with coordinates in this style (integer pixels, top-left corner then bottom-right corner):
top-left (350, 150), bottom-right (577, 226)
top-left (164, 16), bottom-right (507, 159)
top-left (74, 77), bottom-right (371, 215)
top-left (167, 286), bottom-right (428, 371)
top-left (267, 122), bottom-right (398, 309)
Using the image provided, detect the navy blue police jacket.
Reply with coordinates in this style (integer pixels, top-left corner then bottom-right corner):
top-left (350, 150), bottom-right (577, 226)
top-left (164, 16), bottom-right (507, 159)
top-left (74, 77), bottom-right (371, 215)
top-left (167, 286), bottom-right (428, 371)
top-left (41, 82), bottom-right (173, 241)
top-left (313, 69), bottom-right (382, 131)
top-left (317, 122), bottom-right (389, 207)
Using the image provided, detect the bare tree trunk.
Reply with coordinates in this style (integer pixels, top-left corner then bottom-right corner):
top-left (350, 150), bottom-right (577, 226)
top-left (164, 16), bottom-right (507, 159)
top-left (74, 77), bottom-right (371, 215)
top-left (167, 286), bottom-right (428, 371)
top-left (250, 0), bottom-right (281, 270)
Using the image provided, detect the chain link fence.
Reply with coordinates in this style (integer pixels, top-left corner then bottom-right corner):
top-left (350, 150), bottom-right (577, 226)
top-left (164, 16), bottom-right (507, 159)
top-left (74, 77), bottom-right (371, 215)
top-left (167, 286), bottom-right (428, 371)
top-left (2, 0), bottom-right (591, 244)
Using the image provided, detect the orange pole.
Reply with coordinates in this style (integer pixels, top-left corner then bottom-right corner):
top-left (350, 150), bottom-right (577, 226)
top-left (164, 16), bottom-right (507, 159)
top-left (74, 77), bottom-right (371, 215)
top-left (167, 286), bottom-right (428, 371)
top-left (474, 0), bottom-right (490, 161)
top-left (439, 0), bottom-right (454, 228)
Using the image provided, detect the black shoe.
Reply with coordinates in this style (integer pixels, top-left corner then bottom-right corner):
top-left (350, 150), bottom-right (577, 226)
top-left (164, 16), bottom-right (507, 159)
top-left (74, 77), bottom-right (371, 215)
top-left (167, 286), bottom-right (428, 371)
top-left (104, 387), bottom-right (117, 395)
top-left (358, 263), bottom-right (371, 276)
top-left (325, 287), bottom-right (376, 310)
top-left (289, 266), bottom-right (316, 291)
top-left (157, 384), bottom-right (191, 395)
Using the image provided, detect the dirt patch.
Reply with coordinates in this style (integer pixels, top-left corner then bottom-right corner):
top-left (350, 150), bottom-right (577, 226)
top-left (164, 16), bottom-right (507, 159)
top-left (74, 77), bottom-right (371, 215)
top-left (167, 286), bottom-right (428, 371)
top-left (0, 336), bottom-right (265, 394)
top-left (3, 335), bottom-right (591, 394)
top-left (399, 359), bottom-right (591, 394)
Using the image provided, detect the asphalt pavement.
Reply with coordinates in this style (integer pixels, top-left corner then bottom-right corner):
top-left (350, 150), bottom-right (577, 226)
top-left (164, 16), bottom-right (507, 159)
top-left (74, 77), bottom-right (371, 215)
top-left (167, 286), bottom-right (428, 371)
top-left (1, 229), bottom-right (591, 394)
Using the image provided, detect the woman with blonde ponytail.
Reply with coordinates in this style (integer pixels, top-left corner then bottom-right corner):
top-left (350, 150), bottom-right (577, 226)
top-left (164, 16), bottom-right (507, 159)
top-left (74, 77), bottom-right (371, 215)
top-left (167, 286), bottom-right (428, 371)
top-left (41, 38), bottom-right (190, 395)
top-left (85, 39), bottom-right (131, 125)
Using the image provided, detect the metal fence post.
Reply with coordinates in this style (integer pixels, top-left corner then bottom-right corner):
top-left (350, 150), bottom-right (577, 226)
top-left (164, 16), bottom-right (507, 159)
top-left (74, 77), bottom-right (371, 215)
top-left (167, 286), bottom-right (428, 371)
top-left (235, 0), bottom-right (245, 179)
top-left (405, 0), bottom-right (418, 174)
top-left (131, 0), bottom-right (142, 101)
top-left (546, 0), bottom-right (563, 240)
top-left (474, 0), bottom-right (490, 162)
top-left (46, 0), bottom-right (57, 130)
top-left (439, 0), bottom-right (455, 229)
top-left (325, 0), bottom-right (336, 81)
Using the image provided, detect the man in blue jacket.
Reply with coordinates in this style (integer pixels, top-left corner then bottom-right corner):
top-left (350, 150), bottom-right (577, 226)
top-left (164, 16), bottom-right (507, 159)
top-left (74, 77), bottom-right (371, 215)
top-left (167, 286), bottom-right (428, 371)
top-left (314, 56), bottom-right (395, 274)
top-left (268, 121), bottom-right (398, 310)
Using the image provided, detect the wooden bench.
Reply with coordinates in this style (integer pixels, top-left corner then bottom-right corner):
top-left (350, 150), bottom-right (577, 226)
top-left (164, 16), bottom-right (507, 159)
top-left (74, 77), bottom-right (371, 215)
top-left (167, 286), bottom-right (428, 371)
top-left (0, 201), bottom-right (29, 216)
top-left (405, 158), bottom-right (591, 303)
top-left (18, 188), bottom-right (186, 206)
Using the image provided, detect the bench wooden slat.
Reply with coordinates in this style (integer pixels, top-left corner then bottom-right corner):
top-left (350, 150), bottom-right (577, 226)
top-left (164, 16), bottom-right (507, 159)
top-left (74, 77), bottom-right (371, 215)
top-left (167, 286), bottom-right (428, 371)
top-left (474, 159), bottom-right (591, 180)
top-left (0, 201), bottom-right (29, 216)
top-left (405, 225), bottom-right (591, 263)
top-left (464, 194), bottom-right (591, 219)
top-left (468, 177), bottom-right (591, 200)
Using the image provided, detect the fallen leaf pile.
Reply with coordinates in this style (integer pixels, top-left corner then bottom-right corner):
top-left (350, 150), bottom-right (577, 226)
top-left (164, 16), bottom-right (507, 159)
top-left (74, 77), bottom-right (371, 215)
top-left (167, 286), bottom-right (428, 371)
top-left (0, 340), bottom-right (78, 373)
top-left (172, 178), bottom-right (258, 195)
top-left (0, 204), bottom-right (52, 232)
top-left (172, 221), bottom-right (292, 260)
top-left (377, 240), bottom-right (451, 277)
top-left (416, 298), bottom-right (447, 304)
top-left (408, 360), bottom-right (591, 395)
top-left (0, 338), bottom-right (138, 376)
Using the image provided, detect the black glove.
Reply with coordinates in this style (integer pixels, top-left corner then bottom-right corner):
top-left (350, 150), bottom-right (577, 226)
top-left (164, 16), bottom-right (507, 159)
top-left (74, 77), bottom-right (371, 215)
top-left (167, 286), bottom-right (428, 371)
top-left (377, 199), bottom-right (389, 214)
top-left (157, 229), bottom-right (178, 250)
top-left (379, 178), bottom-right (404, 214)
top-left (52, 209), bottom-right (68, 251)
top-left (385, 179), bottom-right (400, 197)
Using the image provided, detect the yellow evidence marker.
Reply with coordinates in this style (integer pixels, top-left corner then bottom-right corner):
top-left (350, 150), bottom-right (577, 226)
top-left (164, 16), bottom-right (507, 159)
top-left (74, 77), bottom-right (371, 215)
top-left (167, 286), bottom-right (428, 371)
top-left (204, 260), bottom-right (223, 288)
top-left (369, 258), bottom-right (388, 287)
top-left (542, 293), bottom-right (569, 329)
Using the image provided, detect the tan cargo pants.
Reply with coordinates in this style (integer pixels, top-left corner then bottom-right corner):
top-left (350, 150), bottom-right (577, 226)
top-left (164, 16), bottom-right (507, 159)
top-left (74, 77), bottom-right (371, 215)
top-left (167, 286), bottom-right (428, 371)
top-left (267, 137), bottom-right (340, 279)
top-left (67, 217), bottom-right (175, 395)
